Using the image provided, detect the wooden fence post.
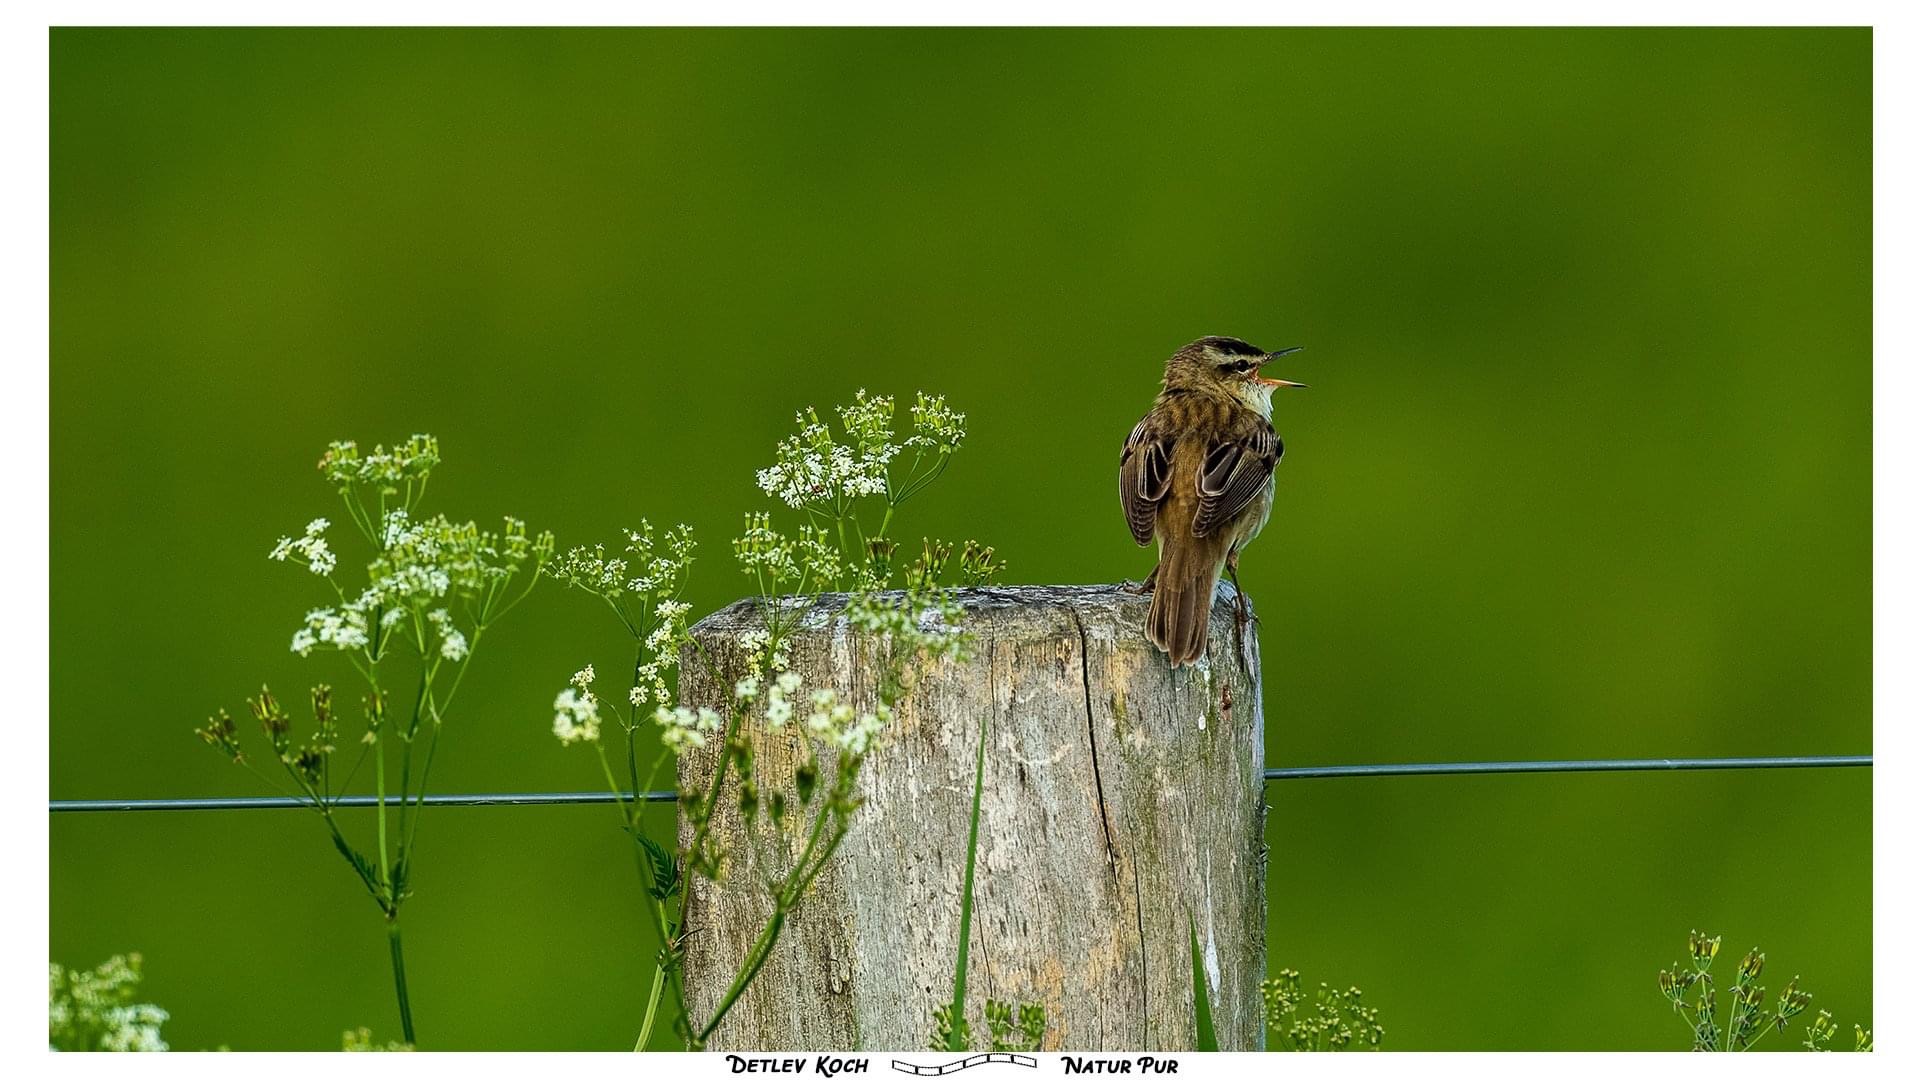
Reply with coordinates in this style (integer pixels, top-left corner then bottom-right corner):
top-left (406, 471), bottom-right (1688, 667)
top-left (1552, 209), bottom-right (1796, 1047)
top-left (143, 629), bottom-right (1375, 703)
top-left (677, 583), bottom-right (1266, 1051)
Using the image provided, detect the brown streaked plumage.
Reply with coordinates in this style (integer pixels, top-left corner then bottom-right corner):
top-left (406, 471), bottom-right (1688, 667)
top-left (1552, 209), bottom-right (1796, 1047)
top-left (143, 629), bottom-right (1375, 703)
top-left (1119, 336), bottom-right (1305, 665)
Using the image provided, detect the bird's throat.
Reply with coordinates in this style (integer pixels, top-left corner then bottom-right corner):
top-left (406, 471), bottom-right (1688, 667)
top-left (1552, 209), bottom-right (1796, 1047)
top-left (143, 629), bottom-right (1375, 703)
top-left (1233, 380), bottom-right (1278, 420)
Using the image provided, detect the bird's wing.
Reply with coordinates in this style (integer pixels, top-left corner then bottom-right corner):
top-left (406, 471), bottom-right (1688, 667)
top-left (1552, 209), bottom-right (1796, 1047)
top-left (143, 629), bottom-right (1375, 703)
top-left (1191, 410), bottom-right (1282, 538)
top-left (1118, 409), bottom-right (1176, 546)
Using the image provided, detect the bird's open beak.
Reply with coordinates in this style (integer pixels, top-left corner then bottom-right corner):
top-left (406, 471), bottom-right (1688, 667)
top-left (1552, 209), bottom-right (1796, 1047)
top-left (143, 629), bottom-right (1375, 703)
top-left (1256, 346), bottom-right (1307, 388)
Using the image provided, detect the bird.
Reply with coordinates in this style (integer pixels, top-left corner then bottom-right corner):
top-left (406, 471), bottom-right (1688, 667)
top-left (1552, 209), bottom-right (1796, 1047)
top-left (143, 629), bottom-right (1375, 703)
top-left (1118, 335), bottom-right (1305, 666)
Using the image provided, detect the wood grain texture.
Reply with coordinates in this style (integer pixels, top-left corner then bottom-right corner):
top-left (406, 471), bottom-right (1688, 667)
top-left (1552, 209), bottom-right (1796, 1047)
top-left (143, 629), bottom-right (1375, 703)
top-left (677, 583), bottom-right (1266, 1051)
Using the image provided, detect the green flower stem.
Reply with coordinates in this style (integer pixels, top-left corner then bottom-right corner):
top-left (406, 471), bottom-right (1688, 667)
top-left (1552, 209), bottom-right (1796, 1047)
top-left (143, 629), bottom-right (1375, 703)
top-left (790, 819), bottom-right (849, 901)
top-left (677, 709), bottom-right (744, 921)
top-left (694, 791), bottom-right (849, 1047)
top-left (641, 870), bottom-right (691, 1048)
top-left (695, 908), bottom-right (787, 1049)
top-left (634, 965), bottom-right (666, 1051)
top-left (386, 917), bottom-right (416, 1045)
top-left (594, 743), bottom-right (629, 814)
top-left (374, 729), bottom-right (390, 886)
top-left (393, 667), bottom-right (431, 851)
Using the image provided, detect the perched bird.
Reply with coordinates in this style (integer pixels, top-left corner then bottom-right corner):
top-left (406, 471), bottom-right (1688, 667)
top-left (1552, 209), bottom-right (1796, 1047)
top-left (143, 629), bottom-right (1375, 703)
top-left (1118, 336), bottom-right (1305, 665)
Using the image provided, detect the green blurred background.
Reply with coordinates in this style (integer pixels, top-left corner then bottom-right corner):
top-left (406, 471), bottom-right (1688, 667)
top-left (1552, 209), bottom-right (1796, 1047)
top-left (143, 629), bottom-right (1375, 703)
top-left (50, 28), bottom-right (1870, 1050)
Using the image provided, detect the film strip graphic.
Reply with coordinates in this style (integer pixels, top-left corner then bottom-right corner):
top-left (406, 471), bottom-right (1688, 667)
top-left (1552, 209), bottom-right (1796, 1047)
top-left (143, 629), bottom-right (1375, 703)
top-left (891, 1053), bottom-right (1039, 1075)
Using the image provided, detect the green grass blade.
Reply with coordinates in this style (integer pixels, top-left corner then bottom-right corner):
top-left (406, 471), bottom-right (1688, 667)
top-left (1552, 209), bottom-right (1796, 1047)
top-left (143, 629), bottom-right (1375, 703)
top-left (946, 719), bottom-right (990, 1052)
top-left (1190, 913), bottom-right (1218, 1051)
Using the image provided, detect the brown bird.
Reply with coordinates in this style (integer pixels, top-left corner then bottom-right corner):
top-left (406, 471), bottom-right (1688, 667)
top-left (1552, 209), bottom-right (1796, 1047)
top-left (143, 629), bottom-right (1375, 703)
top-left (1119, 336), bottom-right (1305, 665)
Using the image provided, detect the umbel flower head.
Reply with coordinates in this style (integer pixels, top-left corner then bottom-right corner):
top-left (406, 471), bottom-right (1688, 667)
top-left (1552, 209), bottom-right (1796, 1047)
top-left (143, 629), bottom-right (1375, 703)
top-left (273, 508), bottom-right (550, 662)
top-left (753, 390), bottom-right (967, 511)
top-left (318, 434), bottom-right (440, 495)
top-left (553, 666), bottom-right (602, 745)
top-left (48, 954), bottom-right (169, 1052)
top-left (550, 520), bottom-right (697, 604)
top-left (550, 522), bottom-right (698, 705)
top-left (653, 703), bottom-right (726, 752)
top-left (268, 517), bottom-right (337, 575)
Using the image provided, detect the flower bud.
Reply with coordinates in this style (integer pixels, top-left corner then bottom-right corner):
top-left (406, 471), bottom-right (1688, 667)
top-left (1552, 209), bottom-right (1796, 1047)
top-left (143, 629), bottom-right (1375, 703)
top-left (1689, 930), bottom-right (1722, 970)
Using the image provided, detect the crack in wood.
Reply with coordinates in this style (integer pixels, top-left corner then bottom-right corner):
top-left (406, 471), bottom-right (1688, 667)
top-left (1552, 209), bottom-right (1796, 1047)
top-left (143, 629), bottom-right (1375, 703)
top-left (1068, 608), bottom-right (1119, 866)
top-left (1131, 848), bottom-right (1148, 1047)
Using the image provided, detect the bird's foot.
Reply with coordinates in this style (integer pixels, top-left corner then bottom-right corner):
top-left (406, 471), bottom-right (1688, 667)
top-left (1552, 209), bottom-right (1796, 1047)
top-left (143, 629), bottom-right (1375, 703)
top-left (1123, 566), bottom-right (1159, 595)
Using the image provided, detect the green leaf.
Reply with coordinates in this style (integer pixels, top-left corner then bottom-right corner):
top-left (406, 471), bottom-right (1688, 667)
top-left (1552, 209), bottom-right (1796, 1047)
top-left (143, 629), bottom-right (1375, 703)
top-left (946, 719), bottom-right (990, 1052)
top-left (636, 831), bottom-right (681, 901)
top-left (929, 1004), bottom-right (968, 1053)
top-left (331, 832), bottom-right (385, 903)
top-left (1190, 913), bottom-right (1218, 1051)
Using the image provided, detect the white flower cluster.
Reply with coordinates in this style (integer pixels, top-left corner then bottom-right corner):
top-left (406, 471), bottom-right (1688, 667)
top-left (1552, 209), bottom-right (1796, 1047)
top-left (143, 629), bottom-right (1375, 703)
top-left (341, 1027), bottom-right (413, 1052)
top-left (268, 517), bottom-right (337, 576)
top-left (285, 509), bottom-right (546, 661)
top-left (735, 626), bottom-right (789, 676)
top-left (838, 389), bottom-right (899, 463)
top-left (291, 606), bottom-right (370, 657)
top-left (906, 392), bottom-right (967, 453)
top-left (377, 511), bottom-right (546, 602)
top-left (48, 954), bottom-right (169, 1053)
top-left (844, 588), bottom-right (969, 662)
top-left (728, 667), bottom-right (887, 754)
top-left (631, 598), bottom-right (692, 710)
top-left (550, 520), bottom-right (697, 603)
top-left (318, 434), bottom-right (440, 494)
top-left (426, 608), bottom-right (468, 661)
top-left (653, 703), bottom-right (725, 753)
top-left (762, 670), bottom-right (804, 727)
top-left (753, 390), bottom-right (967, 510)
top-left (799, 685), bottom-right (891, 755)
top-left (734, 514), bottom-right (841, 591)
top-left (552, 666), bottom-right (601, 745)
top-left (755, 394), bottom-right (896, 509)
top-left (371, 510), bottom-right (465, 598)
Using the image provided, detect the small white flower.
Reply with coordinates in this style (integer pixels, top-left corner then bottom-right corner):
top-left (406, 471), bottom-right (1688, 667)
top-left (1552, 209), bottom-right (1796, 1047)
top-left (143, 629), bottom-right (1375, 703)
top-left (735, 675), bottom-right (760, 701)
top-left (571, 665), bottom-right (596, 690)
top-left (303, 538), bottom-right (336, 575)
top-left (268, 522), bottom-right (337, 575)
top-left (775, 671), bottom-right (804, 694)
top-left (653, 704), bottom-right (723, 753)
top-left (439, 629), bottom-right (468, 661)
top-left (552, 687), bottom-right (601, 744)
top-left (291, 606), bottom-right (369, 656)
top-left (765, 695), bottom-right (793, 727)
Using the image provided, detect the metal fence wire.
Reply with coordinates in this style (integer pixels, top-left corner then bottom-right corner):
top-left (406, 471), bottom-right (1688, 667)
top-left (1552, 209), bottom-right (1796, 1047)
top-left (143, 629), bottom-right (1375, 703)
top-left (48, 754), bottom-right (1871, 814)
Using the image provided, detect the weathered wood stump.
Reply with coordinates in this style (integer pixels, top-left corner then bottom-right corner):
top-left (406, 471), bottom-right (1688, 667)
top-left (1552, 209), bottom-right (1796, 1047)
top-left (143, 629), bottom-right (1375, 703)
top-left (678, 583), bottom-right (1266, 1051)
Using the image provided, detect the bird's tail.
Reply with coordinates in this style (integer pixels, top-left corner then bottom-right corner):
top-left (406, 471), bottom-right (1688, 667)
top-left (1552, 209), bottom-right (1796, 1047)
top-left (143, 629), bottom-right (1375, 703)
top-left (1145, 541), bottom-right (1225, 667)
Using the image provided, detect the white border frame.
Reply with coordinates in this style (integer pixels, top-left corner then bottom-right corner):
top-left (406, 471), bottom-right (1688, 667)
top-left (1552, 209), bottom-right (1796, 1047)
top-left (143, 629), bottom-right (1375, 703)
top-left (9, 6), bottom-right (1907, 1072)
